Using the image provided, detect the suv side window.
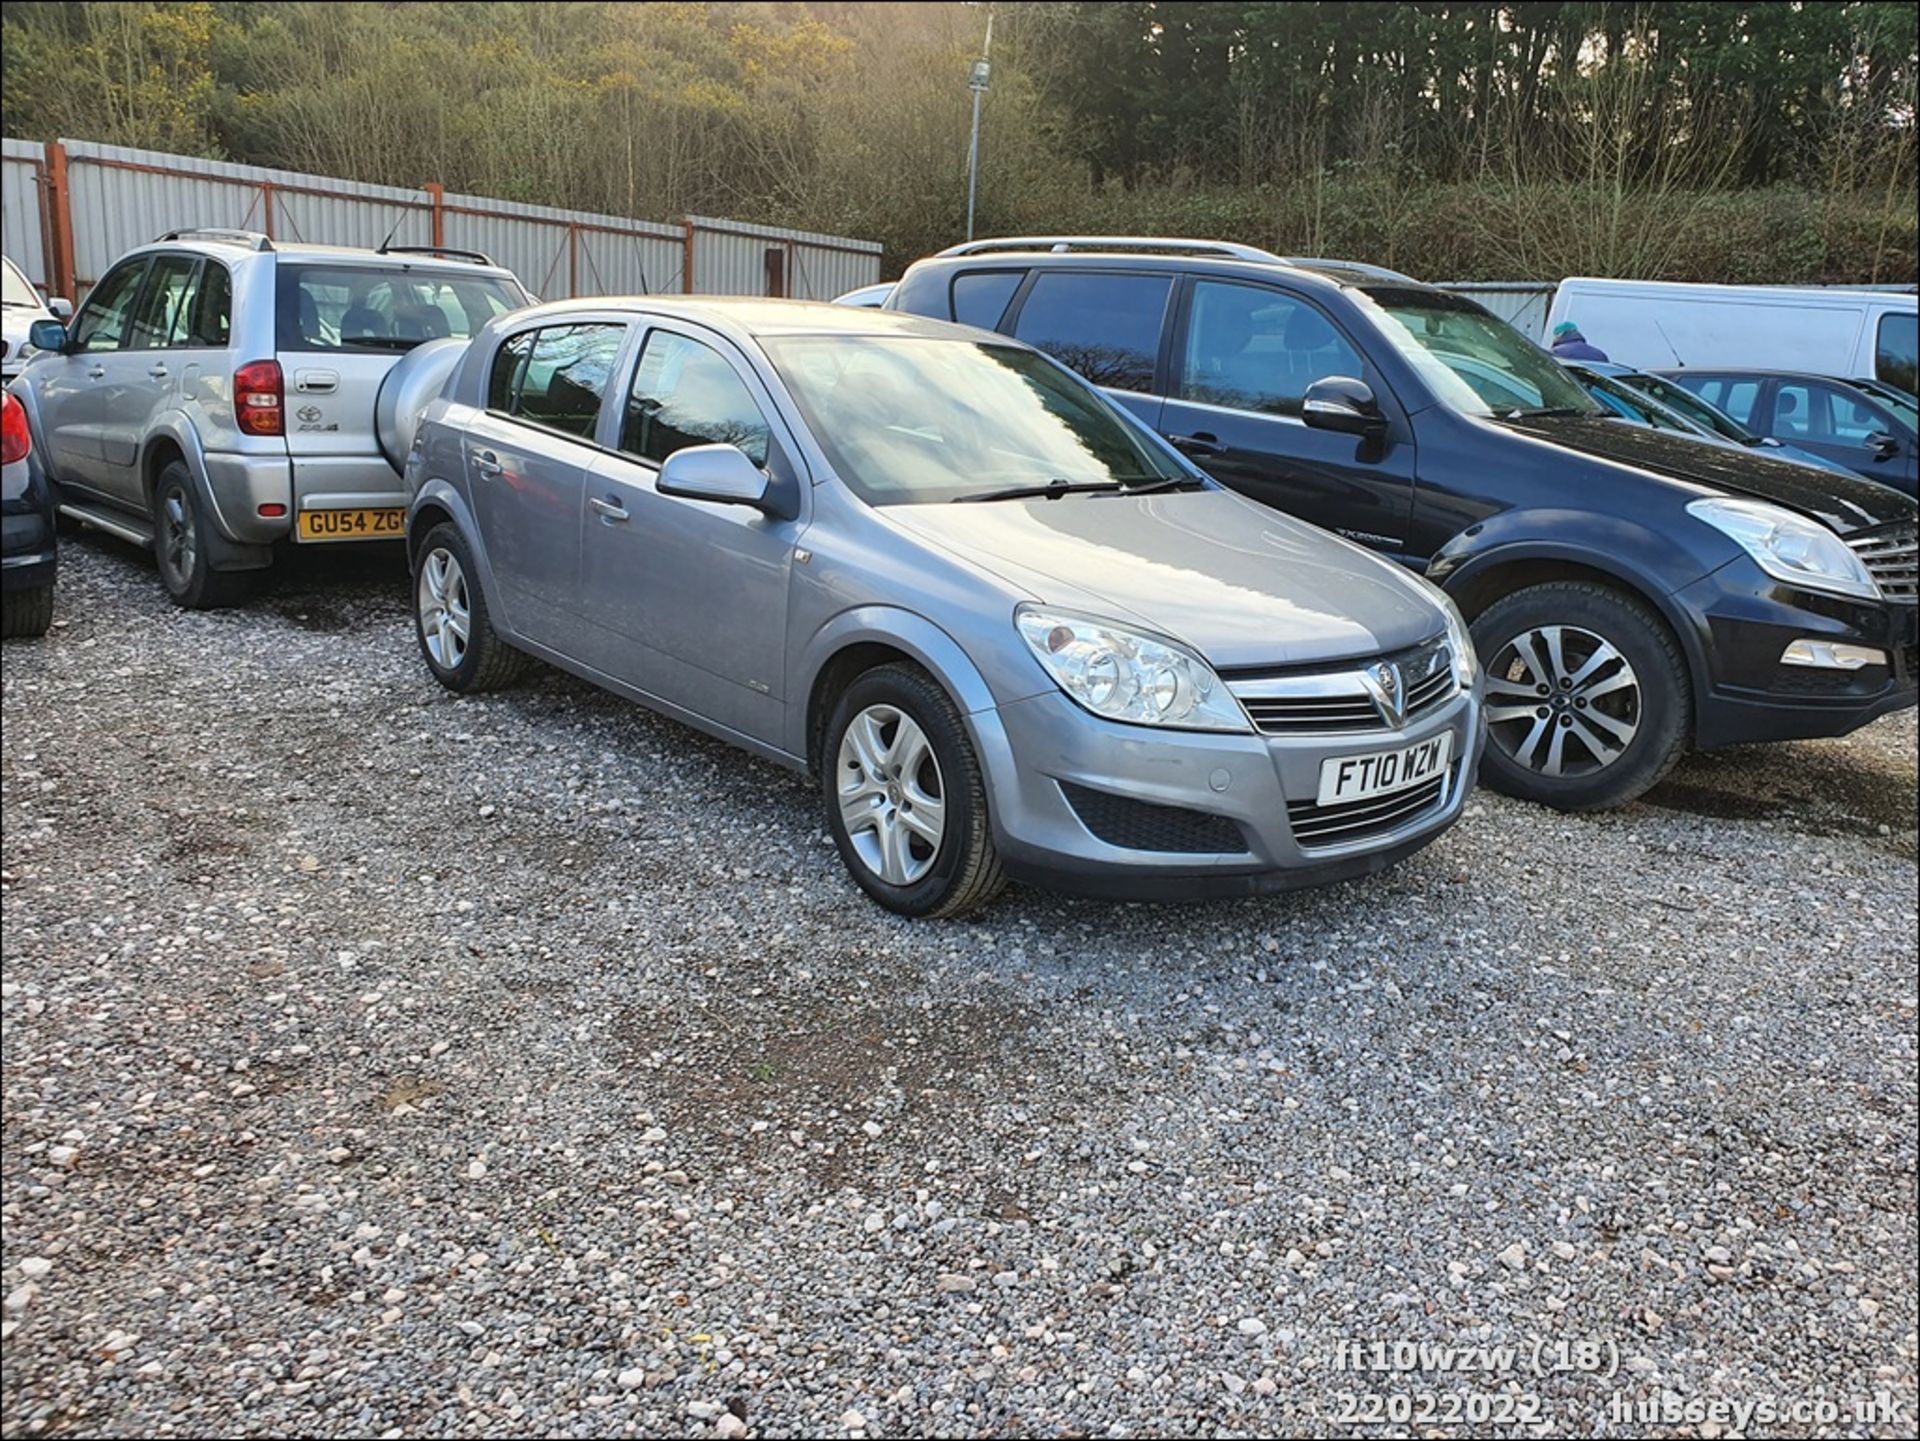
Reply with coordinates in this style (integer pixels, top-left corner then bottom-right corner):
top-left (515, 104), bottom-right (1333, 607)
top-left (952, 271), bottom-right (1023, 330)
top-left (1011, 271), bottom-right (1171, 391)
top-left (622, 330), bottom-right (771, 468)
top-left (126, 255), bottom-right (201, 350)
top-left (179, 261), bottom-right (231, 348)
top-left (70, 259), bottom-right (150, 352)
top-left (1876, 313), bottom-right (1916, 398)
top-left (488, 324), bottom-right (626, 440)
top-left (1179, 280), bottom-right (1364, 417)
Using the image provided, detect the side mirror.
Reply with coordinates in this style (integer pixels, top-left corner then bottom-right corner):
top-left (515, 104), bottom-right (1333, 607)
top-left (1302, 376), bottom-right (1387, 437)
top-left (47, 297), bottom-right (72, 322)
top-left (1865, 431), bottom-right (1901, 461)
top-left (27, 320), bottom-right (68, 353)
top-left (656, 443), bottom-right (771, 509)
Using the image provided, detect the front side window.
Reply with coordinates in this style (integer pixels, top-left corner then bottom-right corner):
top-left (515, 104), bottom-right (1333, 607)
top-left (488, 324), bottom-right (625, 440)
top-left (1361, 287), bottom-right (1598, 417)
top-left (70, 259), bottom-right (150, 352)
top-left (1877, 313), bottom-right (1917, 398)
top-left (765, 335), bottom-right (1186, 506)
top-left (1011, 271), bottom-right (1171, 391)
top-left (622, 331), bottom-right (772, 468)
top-left (1179, 280), bottom-right (1365, 417)
top-left (126, 255), bottom-right (201, 350)
top-left (951, 271), bottom-right (1022, 331)
top-left (1774, 382), bottom-right (1889, 445)
top-left (278, 264), bottom-right (526, 353)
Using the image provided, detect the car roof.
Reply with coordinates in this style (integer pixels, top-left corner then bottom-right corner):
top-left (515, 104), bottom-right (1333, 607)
top-left (500, 294), bottom-right (989, 344)
top-left (122, 235), bottom-right (519, 277)
top-left (1653, 368), bottom-right (1872, 382)
top-left (902, 246), bottom-right (1441, 297)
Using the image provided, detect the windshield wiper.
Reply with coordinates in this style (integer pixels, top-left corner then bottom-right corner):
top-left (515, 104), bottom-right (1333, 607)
top-left (1503, 406), bottom-right (1592, 420)
top-left (954, 478), bottom-right (1124, 503)
top-left (1115, 475), bottom-right (1206, 494)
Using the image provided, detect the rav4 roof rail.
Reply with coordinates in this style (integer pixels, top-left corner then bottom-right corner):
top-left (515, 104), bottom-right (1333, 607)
top-left (936, 235), bottom-right (1289, 263)
top-left (154, 227), bottom-right (273, 251)
top-left (376, 243), bottom-right (497, 267)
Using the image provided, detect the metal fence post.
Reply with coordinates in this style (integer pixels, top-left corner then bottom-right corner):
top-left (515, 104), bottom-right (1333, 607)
top-left (45, 140), bottom-right (76, 301)
top-left (682, 220), bottom-right (696, 294)
top-left (426, 182), bottom-right (445, 247)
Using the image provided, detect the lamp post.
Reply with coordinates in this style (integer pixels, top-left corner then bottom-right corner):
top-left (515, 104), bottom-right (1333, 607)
top-left (965, 5), bottom-right (994, 241)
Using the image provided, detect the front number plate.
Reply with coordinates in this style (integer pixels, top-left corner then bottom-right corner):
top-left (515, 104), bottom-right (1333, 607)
top-left (1317, 732), bottom-right (1453, 807)
top-left (297, 508), bottom-right (405, 542)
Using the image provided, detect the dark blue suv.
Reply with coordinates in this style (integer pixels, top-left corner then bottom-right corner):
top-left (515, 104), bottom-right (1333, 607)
top-left (889, 239), bottom-right (1918, 811)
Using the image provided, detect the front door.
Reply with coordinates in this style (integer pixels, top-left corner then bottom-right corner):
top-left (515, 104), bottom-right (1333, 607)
top-left (1159, 277), bottom-right (1419, 560)
top-left (577, 324), bottom-right (801, 745)
top-left (95, 253), bottom-right (203, 505)
top-left (1764, 377), bottom-right (1918, 495)
top-left (33, 256), bottom-right (150, 493)
top-left (465, 319), bottom-right (630, 647)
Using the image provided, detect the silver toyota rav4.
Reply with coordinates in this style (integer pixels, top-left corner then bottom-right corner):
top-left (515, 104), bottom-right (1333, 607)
top-left (9, 229), bottom-right (528, 607)
top-left (404, 298), bottom-right (1486, 916)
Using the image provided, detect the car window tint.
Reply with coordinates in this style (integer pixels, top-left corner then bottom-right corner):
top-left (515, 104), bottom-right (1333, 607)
top-left (1695, 378), bottom-right (1759, 426)
top-left (1772, 382), bottom-right (1817, 437)
top-left (1011, 272), bottom-right (1170, 391)
top-left (71, 260), bottom-right (149, 352)
top-left (1813, 383), bottom-right (1887, 443)
top-left (180, 262), bottom-right (231, 348)
top-left (505, 324), bottom-right (626, 440)
top-left (489, 331), bottom-right (533, 413)
top-left (278, 265), bottom-right (526, 353)
top-left (126, 256), bottom-right (200, 350)
top-left (622, 330), bottom-right (771, 468)
top-left (951, 271), bottom-right (1022, 330)
top-left (1181, 280), bottom-right (1364, 417)
top-left (1877, 313), bottom-right (1917, 398)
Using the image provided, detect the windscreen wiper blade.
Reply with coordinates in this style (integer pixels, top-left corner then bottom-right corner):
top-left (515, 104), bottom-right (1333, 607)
top-left (1504, 406), bottom-right (1592, 419)
top-left (954, 478), bottom-right (1124, 503)
top-left (1116, 475), bottom-right (1207, 494)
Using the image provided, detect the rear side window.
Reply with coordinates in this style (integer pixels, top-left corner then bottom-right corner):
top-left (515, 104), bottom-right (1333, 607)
top-left (951, 271), bottom-right (1022, 330)
top-left (1877, 313), bottom-right (1917, 398)
top-left (278, 264), bottom-right (525, 353)
top-left (1693, 378), bottom-right (1760, 426)
top-left (180, 262), bottom-right (231, 348)
top-left (622, 330), bottom-right (771, 468)
top-left (487, 324), bottom-right (626, 440)
top-left (1011, 271), bottom-right (1171, 391)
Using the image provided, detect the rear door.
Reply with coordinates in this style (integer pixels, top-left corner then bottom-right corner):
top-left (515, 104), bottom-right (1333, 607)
top-left (276, 261), bottom-right (525, 523)
top-left (463, 319), bottom-right (629, 648)
top-left (1158, 276), bottom-right (1419, 558)
top-left (98, 252), bottom-right (203, 504)
top-left (1765, 377), bottom-right (1917, 492)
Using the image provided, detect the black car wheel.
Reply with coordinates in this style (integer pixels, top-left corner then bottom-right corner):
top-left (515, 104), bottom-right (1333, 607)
top-left (1, 584), bottom-right (53, 638)
top-left (1472, 581), bottom-right (1691, 811)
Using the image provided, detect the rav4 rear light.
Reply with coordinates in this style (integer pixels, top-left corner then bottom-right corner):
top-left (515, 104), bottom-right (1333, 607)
top-left (0, 392), bottom-right (29, 466)
top-left (234, 359), bottom-right (284, 436)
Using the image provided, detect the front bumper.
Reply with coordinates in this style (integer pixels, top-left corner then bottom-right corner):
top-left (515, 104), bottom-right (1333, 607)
top-left (979, 684), bottom-right (1485, 900)
top-left (1680, 558), bottom-right (1919, 750)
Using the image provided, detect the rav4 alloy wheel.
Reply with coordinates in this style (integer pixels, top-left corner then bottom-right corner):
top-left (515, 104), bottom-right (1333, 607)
top-left (151, 461), bottom-right (251, 610)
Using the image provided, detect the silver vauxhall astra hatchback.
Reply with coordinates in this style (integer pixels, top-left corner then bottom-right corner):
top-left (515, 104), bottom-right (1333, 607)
top-left (401, 298), bottom-right (1486, 917)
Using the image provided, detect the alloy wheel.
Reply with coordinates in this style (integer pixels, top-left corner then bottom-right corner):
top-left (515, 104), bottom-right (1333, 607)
top-left (1484, 623), bottom-right (1641, 778)
top-left (158, 485), bottom-right (195, 590)
top-left (417, 546), bottom-right (472, 671)
top-left (836, 703), bottom-right (946, 886)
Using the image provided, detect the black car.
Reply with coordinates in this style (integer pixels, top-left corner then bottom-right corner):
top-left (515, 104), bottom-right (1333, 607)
top-left (2, 388), bottom-right (56, 638)
top-left (1652, 369), bottom-right (1917, 499)
top-left (888, 238), bottom-right (1919, 811)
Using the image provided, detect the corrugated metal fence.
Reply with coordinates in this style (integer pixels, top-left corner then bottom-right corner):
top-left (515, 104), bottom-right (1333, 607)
top-left (1, 138), bottom-right (881, 304)
top-left (1433, 282), bottom-right (1556, 339)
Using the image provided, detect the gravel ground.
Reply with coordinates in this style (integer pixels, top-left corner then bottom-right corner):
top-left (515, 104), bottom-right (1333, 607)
top-left (3, 534), bottom-right (1916, 1439)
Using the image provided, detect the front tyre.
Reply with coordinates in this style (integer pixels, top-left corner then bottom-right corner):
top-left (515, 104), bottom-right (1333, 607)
top-left (153, 461), bottom-right (252, 609)
top-left (412, 522), bottom-right (528, 692)
top-left (1, 584), bottom-right (54, 638)
top-left (822, 663), bottom-right (1006, 918)
top-left (1471, 580), bottom-right (1691, 811)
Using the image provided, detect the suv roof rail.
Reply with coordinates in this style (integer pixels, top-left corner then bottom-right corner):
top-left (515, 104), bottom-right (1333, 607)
top-left (936, 235), bottom-right (1289, 263)
top-left (1284, 256), bottom-right (1419, 283)
top-left (376, 243), bottom-right (497, 267)
top-left (154, 227), bottom-right (273, 251)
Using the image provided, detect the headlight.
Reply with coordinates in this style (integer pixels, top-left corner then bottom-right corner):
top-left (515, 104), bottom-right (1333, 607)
top-left (1688, 498), bottom-right (1879, 601)
top-left (1435, 588), bottom-right (1478, 688)
top-left (1015, 607), bottom-right (1249, 731)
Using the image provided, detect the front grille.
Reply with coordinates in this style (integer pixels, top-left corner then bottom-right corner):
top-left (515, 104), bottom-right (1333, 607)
top-left (1227, 639), bottom-right (1455, 735)
top-left (1848, 523), bottom-right (1918, 601)
top-left (1060, 783), bottom-right (1248, 854)
top-left (1286, 767), bottom-right (1452, 849)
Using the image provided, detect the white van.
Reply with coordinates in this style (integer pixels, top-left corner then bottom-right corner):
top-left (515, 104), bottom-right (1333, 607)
top-left (1544, 278), bottom-right (1917, 394)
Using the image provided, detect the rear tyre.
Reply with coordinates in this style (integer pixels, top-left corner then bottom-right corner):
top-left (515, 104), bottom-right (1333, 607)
top-left (152, 461), bottom-right (252, 609)
top-left (413, 521), bottom-right (528, 693)
top-left (822, 663), bottom-right (1007, 918)
top-left (1, 584), bottom-right (54, 638)
top-left (1471, 581), bottom-right (1690, 811)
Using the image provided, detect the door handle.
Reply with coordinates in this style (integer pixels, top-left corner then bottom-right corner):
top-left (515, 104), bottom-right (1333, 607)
top-left (589, 495), bottom-right (629, 523)
top-left (147, 364), bottom-right (170, 380)
top-left (471, 450), bottom-right (503, 478)
top-left (1169, 432), bottom-right (1225, 457)
top-left (86, 365), bottom-right (106, 380)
